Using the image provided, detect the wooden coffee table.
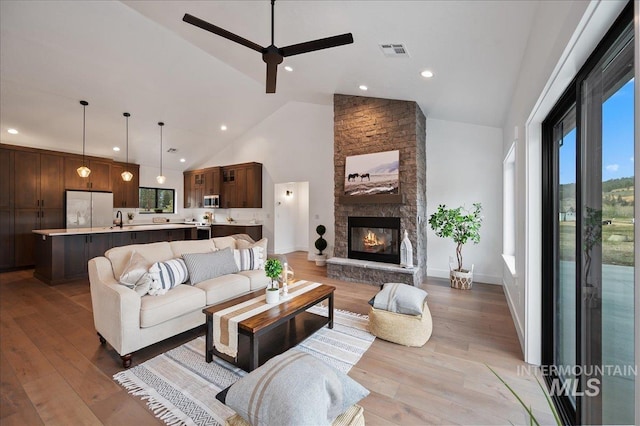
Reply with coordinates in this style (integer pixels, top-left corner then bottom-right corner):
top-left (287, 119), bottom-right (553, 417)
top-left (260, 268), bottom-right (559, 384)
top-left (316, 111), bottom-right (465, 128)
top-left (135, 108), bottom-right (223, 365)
top-left (203, 283), bottom-right (335, 372)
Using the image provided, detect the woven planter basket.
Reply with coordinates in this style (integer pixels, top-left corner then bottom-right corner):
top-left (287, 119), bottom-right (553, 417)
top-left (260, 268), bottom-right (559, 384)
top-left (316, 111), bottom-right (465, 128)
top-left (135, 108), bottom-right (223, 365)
top-left (450, 269), bottom-right (473, 290)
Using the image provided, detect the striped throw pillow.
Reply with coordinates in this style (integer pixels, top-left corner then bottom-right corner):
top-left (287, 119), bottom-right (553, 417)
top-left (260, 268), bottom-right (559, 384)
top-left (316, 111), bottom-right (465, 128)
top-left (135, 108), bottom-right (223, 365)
top-left (148, 258), bottom-right (189, 295)
top-left (233, 247), bottom-right (264, 271)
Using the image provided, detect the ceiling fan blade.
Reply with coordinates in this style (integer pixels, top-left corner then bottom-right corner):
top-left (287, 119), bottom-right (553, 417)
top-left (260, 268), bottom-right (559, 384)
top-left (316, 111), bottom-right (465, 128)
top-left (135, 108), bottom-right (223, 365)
top-left (266, 61), bottom-right (278, 93)
top-left (183, 13), bottom-right (264, 53)
top-left (280, 33), bottom-right (353, 57)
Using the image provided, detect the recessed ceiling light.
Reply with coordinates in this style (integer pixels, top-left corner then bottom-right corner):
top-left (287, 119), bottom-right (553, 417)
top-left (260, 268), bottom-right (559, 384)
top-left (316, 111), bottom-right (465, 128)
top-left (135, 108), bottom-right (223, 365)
top-left (180, 158), bottom-right (186, 163)
top-left (7, 128), bottom-right (18, 134)
top-left (420, 70), bottom-right (434, 78)
top-left (113, 146), bottom-right (120, 152)
top-left (220, 125), bottom-right (227, 131)
top-left (284, 66), bottom-right (293, 72)
top-left (359, 85), bottom-right (368, 91)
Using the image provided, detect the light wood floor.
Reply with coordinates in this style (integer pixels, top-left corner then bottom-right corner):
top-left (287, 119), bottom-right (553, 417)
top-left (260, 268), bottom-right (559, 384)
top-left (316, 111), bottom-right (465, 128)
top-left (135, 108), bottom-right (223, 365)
top-left (1, 252), bottom-right (554, 425)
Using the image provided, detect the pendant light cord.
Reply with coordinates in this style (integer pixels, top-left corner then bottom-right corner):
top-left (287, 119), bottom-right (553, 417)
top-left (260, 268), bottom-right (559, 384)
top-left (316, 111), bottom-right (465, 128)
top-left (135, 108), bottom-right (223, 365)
top-left (271, 0), bottom-right (275, 45)
top-left (159, 122), bottom-right (164, 176)
top-left (82, 102), bottom-right (87, 166)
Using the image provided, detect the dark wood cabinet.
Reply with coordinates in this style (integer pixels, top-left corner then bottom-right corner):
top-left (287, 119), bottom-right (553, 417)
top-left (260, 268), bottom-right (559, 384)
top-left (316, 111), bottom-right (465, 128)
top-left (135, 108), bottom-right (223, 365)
top-left (0, 209), bottom-right (14, 269)
top-left (34, 226), bottom-right (197, 284)
top-left (183, 170), bottom-right (206, 208)
top-left (62, 233), bottom-right (112, 279)
top-left (112, 162), bottom-right (140, 208)
top-left (64, 156), bottom-right (112, 191)
top-left (10, 150), bottom-right (64, 267)
top-left (185, 163), bottom-right (260, 210)
top-left (221, 163), bottom-right (262, 208)
top-left (205, 167), bottom-right (221, 195)
top-left (0, 149), bottom-right (14, 269)
top-left (15, 208), bottom-right (64, 267)
top-left (212, 225), bottom-right (262, 241)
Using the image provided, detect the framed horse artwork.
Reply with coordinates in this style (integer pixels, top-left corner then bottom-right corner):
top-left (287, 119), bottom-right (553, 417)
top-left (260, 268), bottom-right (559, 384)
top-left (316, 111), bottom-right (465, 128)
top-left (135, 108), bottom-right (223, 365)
top-left (344, 150), bottom-right (400, 196)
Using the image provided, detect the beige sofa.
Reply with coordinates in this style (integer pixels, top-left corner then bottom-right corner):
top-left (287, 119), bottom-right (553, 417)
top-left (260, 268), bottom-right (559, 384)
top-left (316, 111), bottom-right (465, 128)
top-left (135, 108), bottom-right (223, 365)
top-left (88, 236), bottom-right (270, 368)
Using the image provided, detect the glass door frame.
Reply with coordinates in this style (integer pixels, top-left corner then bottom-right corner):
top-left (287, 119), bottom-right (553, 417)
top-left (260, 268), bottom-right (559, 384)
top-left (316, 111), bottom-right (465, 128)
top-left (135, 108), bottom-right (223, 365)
top-left (541, 3), bottom-right (634, 425)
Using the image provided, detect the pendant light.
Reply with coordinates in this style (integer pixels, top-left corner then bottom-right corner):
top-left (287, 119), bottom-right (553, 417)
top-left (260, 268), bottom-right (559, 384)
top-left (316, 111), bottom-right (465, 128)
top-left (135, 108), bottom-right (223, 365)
top-left (156, 122), bottom-right (166, 184)
top-left (121, 112), bottom-right (133, 181)
top-left (76, 100), bottom-right (91, 178)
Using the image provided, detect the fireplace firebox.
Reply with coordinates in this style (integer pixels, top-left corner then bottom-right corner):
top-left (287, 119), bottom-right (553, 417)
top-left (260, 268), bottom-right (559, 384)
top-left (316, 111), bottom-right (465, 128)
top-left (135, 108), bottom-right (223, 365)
top-left (348, 217), bottom-right (401, 264)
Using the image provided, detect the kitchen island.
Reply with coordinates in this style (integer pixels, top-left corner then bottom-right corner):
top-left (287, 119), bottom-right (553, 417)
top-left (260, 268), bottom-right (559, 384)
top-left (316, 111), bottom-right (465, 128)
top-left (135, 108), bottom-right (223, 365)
top-left (33, 224), bottom-right (197, 285)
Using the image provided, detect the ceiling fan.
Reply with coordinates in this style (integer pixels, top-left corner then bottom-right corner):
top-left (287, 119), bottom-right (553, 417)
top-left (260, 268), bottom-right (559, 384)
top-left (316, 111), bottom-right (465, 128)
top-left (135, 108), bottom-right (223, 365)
top-left (183, 0), bottom-right (353, 94)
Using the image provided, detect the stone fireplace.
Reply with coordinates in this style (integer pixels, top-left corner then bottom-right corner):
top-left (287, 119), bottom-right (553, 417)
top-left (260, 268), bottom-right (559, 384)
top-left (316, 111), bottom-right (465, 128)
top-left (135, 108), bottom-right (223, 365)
top-left (327, 94), bottom-right (427, 286)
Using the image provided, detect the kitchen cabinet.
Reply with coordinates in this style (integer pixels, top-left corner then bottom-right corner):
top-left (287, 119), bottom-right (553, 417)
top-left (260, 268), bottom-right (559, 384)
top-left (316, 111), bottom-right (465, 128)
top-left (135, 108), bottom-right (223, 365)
top-left (205, 167), bottom-right (221, 195)
top-left (12, 150), bottom-right (65, 267)
top-left (221, 163), bottom-right (262, 208)
top-left (112, 162), bottom-right (140, 208)
top-left (0, 149), bottom-right (14, 269)
top-left (61, 233), bottom-right (112, 279)
top-left (211, 224), bottom-right (262, 241)
top-left (15, 208), bottom-right (64, 266)
top-left (183, 170), bottom-right (205, 208)
top-left (64, 156), bottom-right (112, 191)
top-left (34, 226), bottom-right (197, 284)
top-left (111, 230), bottom-right (150, 247)
top-left (184, 164), bottom-right (258, 209)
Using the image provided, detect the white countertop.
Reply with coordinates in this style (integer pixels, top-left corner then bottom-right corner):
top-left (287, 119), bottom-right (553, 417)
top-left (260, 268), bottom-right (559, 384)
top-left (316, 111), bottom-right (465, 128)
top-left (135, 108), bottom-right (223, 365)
top-left (33, 223), bottom-right (198, 236)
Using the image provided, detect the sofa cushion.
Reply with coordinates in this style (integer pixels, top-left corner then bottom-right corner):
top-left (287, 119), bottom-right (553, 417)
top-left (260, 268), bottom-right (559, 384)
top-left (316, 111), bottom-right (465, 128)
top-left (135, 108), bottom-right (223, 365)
top-left (148, 258), bottom-right (190, 296)
top-left (236, 270), bottom-right (270, 291)
top-left (183, 248), bottom-right (240, 285)
top-left (118, 251), bottom-right (152, 296)
top-left (194, 274), bottom-right (251, 305)
top-left (233, 247), bottom-right (264, 271)
top-left (170, 239), bottom-right (217, 258)
top-left (106, 242), bottom-right (174, 279)
top-left (212, 236), bottom-right (237, 250)
top-left (225, 348), bottom-right (369, 426)
top-left (139, 284), bottom-right (206, 328)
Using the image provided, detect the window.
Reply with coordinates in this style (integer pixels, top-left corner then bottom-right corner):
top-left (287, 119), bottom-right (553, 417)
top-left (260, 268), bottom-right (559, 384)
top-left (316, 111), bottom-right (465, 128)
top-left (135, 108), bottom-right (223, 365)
top-left (139, 187), bottom-right (175, 214)
top-left (502, 141), bottom-right (516, 275)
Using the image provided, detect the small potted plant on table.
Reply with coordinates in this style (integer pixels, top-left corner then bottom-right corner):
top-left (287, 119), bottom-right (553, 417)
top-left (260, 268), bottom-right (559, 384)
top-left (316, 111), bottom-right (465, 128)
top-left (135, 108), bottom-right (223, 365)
top-left (127, 212), bottom-right (134, 224)
top-left (264, 259), bottom-right (283, 304)
top-left (428, 203), bottom-right (482, 289)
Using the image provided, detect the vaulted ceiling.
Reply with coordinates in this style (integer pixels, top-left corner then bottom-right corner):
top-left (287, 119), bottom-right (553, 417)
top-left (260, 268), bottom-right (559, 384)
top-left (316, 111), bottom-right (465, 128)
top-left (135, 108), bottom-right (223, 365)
top-left (0, 0), bottom-right (539, 171)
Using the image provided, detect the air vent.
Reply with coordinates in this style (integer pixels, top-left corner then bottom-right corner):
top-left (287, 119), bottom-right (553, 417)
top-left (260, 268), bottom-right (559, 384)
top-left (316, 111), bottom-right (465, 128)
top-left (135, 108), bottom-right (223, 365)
top-left (379, 43), bottom-right (409, 57)
top-left (167, 148), bottom-right (177, 153)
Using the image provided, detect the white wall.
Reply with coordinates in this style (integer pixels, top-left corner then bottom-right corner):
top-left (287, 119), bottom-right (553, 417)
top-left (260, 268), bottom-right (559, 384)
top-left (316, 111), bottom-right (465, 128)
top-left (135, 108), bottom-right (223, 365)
top-left (502, 0), bottom-right (627, 363)
top-left (426, 118), bottom-right (503, 285)
top-left (273, 181), bottom-right (309, 253)
top-left (187, 102), bottom-right (334, 255)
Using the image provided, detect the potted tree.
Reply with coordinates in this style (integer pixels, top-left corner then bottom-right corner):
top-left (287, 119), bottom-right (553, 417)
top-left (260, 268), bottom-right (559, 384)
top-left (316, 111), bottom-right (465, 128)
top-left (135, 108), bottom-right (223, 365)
top-left (428, 203), bottom-right (482, 289)
top-left (264, 258), bottom-right (283, 304)
top-left (314, 225), bottom-right (328, 266)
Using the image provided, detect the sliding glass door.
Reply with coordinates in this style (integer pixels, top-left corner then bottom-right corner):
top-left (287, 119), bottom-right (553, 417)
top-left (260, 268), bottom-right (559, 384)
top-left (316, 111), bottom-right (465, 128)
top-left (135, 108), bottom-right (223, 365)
top-left (542, 4), bottom-right (635, 424)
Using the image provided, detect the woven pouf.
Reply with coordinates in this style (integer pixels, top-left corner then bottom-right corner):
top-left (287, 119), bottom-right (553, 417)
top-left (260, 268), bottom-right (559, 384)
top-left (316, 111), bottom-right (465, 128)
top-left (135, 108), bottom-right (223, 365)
top-left (368, 300), bottom-right (433, 347)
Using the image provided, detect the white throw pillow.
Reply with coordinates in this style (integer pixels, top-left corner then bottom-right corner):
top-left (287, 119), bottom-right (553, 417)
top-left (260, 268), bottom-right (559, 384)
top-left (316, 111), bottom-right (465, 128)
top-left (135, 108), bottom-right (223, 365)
top-left (148, 258), bottom-right (189, 296)
top-left (118, 251), bottom-right (152, 296)
top-left (236, 237), bottom-right (268, 255)
top-left (233, 247), bottom-right (264, 271)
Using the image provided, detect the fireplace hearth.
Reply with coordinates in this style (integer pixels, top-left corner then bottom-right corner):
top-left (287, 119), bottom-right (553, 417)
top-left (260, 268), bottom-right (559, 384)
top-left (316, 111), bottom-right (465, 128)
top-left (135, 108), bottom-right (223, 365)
top-left (348, 217), bottom-right (400, 264)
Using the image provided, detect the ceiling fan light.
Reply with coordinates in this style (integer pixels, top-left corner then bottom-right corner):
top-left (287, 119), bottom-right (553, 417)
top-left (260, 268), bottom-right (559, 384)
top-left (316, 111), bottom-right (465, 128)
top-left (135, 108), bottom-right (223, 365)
top-left (77, 165), bottom-right (91, 178)
top-left (121, 170), bottom-right (133, 181)
top-left (156, 175), bottom-right (166, 184)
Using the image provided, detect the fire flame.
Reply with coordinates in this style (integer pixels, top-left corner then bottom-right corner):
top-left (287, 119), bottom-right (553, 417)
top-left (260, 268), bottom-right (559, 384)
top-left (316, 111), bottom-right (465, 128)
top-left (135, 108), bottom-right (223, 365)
top-left (363, 230), bottom-right (385, 248)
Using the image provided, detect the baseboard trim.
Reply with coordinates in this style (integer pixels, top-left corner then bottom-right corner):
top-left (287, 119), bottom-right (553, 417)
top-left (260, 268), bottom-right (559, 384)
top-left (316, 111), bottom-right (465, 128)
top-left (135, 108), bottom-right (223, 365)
top-left (426, 267), bottom-right (502, 285)
top-left (503, 278), bottom-right (525, 356)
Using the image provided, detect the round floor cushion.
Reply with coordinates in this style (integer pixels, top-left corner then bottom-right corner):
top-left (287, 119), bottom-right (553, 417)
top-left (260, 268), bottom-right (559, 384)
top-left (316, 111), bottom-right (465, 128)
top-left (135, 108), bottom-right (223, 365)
top-left (368, 300), bottom-right (433, 347)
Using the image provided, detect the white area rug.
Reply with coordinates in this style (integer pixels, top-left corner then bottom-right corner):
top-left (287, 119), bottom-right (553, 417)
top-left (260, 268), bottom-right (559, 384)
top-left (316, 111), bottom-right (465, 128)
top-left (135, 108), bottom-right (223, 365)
top-left (113, 306), bottom-right (374, 426)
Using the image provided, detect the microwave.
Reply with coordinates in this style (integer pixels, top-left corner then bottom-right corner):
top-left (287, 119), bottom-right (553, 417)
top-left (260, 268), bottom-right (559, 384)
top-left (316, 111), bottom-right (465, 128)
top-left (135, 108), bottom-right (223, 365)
top-left (204, 195), bottom-right (220, 208)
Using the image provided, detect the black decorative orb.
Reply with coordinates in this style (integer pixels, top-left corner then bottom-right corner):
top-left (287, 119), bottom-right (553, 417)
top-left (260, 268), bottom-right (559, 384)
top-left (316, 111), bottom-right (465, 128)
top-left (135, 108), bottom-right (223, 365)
top-left (316, 225), bottom-right (326, 236)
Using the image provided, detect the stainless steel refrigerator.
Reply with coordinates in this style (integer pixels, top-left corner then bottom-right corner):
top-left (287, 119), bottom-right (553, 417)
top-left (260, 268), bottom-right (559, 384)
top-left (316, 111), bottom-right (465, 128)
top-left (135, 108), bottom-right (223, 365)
top-left (66, 191), bottom-right (114, 228)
